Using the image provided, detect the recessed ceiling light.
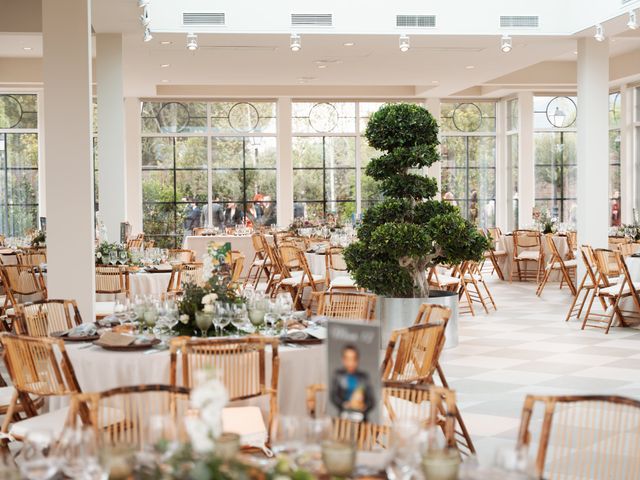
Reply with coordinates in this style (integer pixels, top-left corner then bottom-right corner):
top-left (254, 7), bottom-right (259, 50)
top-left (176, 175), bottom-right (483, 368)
top-left (317, 64), bottom-right (327, 69)
top-left (573, 50), bottom-right (578, 54)
top-left (594, 24), bottom-right (605, 42)
top-left (465, 65), bottom-right (475, 70)
top-left (161, 64), bottom-right (170, 68)
top-left (290, 33), bottom-right (301, 52)
top-left (431, 80), bottom-right (439, 84)
top-left (161, 79), bottom-right (169, 83)
top-left (399, 34), bottom-right (410, 53)
top-left (343, 42), bottom-right (355, 47)
top-left (160, 41), bottom-right (172, 45)
top-left (500, 35), bottom-right (512, 53)
top-left (22, 47), bottom-right (32, 51)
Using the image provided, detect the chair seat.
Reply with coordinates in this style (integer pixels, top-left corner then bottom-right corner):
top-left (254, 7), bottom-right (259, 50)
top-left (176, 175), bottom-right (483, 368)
top-left (493, 250), bottom-right (507, 256)
top-left (252, 258), bottom-right (271, 267)
top-left (330, 276), bottom-right (357, 288)
top-left (516, 250), bottom-right (541, 261)
top-left (463, 273), bottom-right (483, 282)
top-left (281, 274), bottom-right (324, 286)
top-left (599, 282), bottom-right (640, 296)
top-left (431, 275), bottom-right (460, 286)
top-left (548, 259), bottom-right (578, 269)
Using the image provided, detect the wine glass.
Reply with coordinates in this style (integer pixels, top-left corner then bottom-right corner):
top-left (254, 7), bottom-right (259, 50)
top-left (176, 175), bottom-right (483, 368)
top-left (119, 250), bottom-right (128, 265)
top-left (263, 300), bottom-right (278, 336)
top-left (195, 311), bottom-right (212, 337)
top-left (387, 420), bottom-right (422, 480)
top-left (108, 251), bottom-right (118, 266)
top-left (247, 297), bottom-right (267, 331)
top-left (276, 293), bottom-right (294, 336)
top-left (57, 425), bottom-right (103, 479)
top-left (272, 415), bottom-right (303, 456)
top-left (231, 303), bottom-right (248, 334)
top-left (218, 303), bottom-right (233, 336)
top-left (19, 430), bottom-right (60, 480)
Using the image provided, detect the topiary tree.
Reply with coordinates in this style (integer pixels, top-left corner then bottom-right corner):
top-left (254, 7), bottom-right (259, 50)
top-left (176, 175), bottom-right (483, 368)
top-left (343, 103), bottom-right (489, 298)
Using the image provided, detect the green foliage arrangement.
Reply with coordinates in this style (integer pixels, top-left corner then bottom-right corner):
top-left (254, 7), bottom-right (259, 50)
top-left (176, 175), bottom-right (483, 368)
top-left (30, 230), bottom-right (46, 247)
top-left (95, 241), bottom-right (131, 265)
top-left (343, 103), bottom-right (488, 298)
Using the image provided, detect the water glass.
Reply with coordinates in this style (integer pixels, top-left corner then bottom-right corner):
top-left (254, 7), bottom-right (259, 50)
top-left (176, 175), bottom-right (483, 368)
top-left (272, 415), bottom-right (304, 455)
top-left (387, 420), bottom-right (422, 480)
top-left (57, 425), bottom-right (103, 479)
top-left (195, 310), bottom-right (213, 337)
top-left (19, 430), bottom-right (60, 480)
top-left (231, 303), bottom-right (248, 333)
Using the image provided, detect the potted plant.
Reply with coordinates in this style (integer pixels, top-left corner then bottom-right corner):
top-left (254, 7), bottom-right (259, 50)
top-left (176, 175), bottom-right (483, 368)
top-left (343, 103), bottom-right (488, 346)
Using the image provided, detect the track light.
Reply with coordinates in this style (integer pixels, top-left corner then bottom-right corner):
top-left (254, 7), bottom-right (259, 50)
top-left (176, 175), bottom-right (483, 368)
top-left (186, 33), bottom-right (198, 51)
top-left (143, 28), bottom-right (153, 42)
top-left (140, 6), bottom-right (150, 27)
top-left (399, 34), bottom-right (410, 52)
top-left (500, 35), bottom-right (512, 53)
top-left (290, 33), bottom-right (301, 52)
top-left (628, 10), bottom-right (638, 30)
top-left (594, 24), bottom-right (605, 42)
top-left (137, 0), bottom-right (149, 7)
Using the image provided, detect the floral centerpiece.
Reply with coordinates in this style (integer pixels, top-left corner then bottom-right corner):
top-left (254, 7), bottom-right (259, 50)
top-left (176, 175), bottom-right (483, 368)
top-left (533, 208), bottom-right (557, 234)
top-left (29, 230), bottom-right (46, 248)
top-left (95, 241), bottom-right (132, 266)
top-left (288, 214), bottom-right (343, 234)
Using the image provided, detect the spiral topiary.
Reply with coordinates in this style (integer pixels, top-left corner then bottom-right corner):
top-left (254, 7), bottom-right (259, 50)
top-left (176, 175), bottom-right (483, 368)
top-left (343, 103), bottom-right (489, 298)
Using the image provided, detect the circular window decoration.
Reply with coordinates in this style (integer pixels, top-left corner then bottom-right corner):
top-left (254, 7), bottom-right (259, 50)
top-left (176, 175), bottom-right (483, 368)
top-left (309, 102), bottom-right (339, 133)
top-left (545, 96), bottom-right (577, 128)
top-left (0, 95), bottom-right (24, 129)
top-left (610, 92), bottom-right (621, 123)
top-left (157, 102), bottom-right (190, 133)
top-left (228, 102), bottom-right (260, 133)
top-left (452, 103), bottom-right (483, 132)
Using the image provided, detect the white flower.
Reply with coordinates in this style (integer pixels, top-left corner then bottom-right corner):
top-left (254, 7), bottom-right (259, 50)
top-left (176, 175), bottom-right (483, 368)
top-left (179, 314), bottom-right (190, 324)
top-left (186, 372), bottom-right (229, 452)
top-left (96, 252), bottom-right (102, 259)
top-left (184, 416), bottom-right (215, 454)
top-left (202, 293), bottom-right (218, 305)
top-left (203, 304), bottom-right (214, 313)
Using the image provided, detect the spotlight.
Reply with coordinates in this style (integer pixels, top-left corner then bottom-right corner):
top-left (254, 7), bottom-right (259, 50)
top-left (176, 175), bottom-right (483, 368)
top-left (140, 6), bottom-right (150, 27)
top-left (500, 35), bottom-right (512, 53)
top-left (137, 0), bottom-right (149, 7)
top-left (399, 34), bottom-right (410, 52)
top-left (290, 33), bottom-right (301, 52)
top-left (628, 10), bottom-right (638, 30)
top-left (186, 33), bottom-right (198, 51)
top-left (594, 24), bottom-right (605, 42)
top-left (143, 28), bottom-right (153, 42)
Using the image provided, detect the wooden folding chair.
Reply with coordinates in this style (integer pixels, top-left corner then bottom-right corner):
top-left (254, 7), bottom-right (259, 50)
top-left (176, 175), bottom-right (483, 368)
top-left (126, 234), bottom-right (145, 249)
top-left (243, 234), bottom-right (271, 288)
top-left (180, 262), bottom-right (204, 287)
top-left (168, 248), bottom-right (195, 263)
top-left (325, 247), bottom-right (358, 291)
top-left (618, 243), bottom-right (640, 257)
top-left (565, 245), bottom-right (605, 322)
top-left (16, 252), bottom-right (47, 267)
top-left (310, 291), bottom-right (376, 321)
top-left (1, 264), bottom-right (47, 313)
top-left (517, 395), bottom-right (640, 480)
top-left (536, 234), bottom-right (577, 297)
top-left (14, 299), bottom-right (82, 337)
top-left (274, 246), bottom-right (324, 309)
top-left (229, 250), bottom-right (245, 284)
top-left (0, 334), bottom-right (83, 442)
top-left (510, 230), bottom-right (544, 283)
top-left (608, 236), bottom-right (631, 251)
top-left (460, 261), bottom-right (497, 313)
top-left (413, 303), bottom-right (452, 326)
top-left (95, 265), bottom-right (130, 298)
top-left (67, 384), bottom-right (191, 450)
top-left (583, 249), bottom-right (640, 334)
top-left (305, 382), bottom-right (460, 453)
top-left (483, 228), bottom-right (507, 280)
top-left (170, 337), bottom-right (279, 445)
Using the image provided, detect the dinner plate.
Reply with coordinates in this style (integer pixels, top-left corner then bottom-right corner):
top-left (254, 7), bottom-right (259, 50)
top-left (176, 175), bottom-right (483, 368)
top-left (50, 331), bottom-right (100, 342)
top-left (93, 338), bottom-right (161, 351)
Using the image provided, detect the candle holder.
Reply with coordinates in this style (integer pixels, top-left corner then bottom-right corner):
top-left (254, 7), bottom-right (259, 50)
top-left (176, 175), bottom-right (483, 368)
top-left (215, 432), bottom-right (240, 461)
top-left (421, 448), bottom-right (460, 480)
top-left (321, 440), bottom-right (355, 478)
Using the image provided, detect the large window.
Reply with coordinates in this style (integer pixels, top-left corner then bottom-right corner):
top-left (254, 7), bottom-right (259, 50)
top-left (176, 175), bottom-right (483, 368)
top-left (506, 98), bottom-right (519, 229)
top-left (534, 96), bottom-right (577, 224)
top-left (0, 94), bottom-right (39, 236)
top-left (609, 92), bottom-right (621, 226)
top-left (292, 102), bottom-right (357, 222)
top-left (141, 101), bottom-right (276, 248)
top-left (440, 102), bottom-right (497, 227)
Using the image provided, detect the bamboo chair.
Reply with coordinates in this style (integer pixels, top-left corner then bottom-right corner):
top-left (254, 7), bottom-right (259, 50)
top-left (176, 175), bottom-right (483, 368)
top-left (95, 265), bottom-right (130, 299)
top-left (565, 245), bottom-right (605, 323)
top-left (1, 264), bottom-right (47, 312)
top-left (126, 234), bottom-right (145, 249)
top-left (483, 228), bottom-right (507, 280)
top-left (618, 243), bottom-right (640, 257)
top-left (168, 248), bottom-right (195, 263)
top-left (536, 234), bottom-right (577, 297)
top-left (274, 246), bottom-right (324, 309)
top-left (566, 231), bottom-right (578, 253)
top-left (380, 322), bottom-right (475, 455)
top-left (325, 247), bottom-right (357, 291)
top-left (263, 240), bottom-right (287, 294)
top-left (166, 264), bottom-right (183, 294)
top-left (583, 249), bottom-right (640, 334)
top-left (0, 369), bottom-right (43, 427)
top-left (413, 303), bottom-right (452, 326)
top-left (230, 250), bottom-right (245, 284)
top-left (14, 299), bottom-right (82, 337)
top-left (16, 252), bottom-right (47, 267)
top-left (67, 385), bottom-right (191, 450)
top-left (460, 261), bottom-right (498, 313)
top-left (608, 236), bottom-right (631, 251)
top-left (510, 230), bottom-right (544, 283)
top-left (180, 262), bottom-right (204, 287)
top-left (244, 234), bottom-right (271, 288)
top-left (311, 291), bottom-right (376, 321)
top-left (428, 264), bottom-right (475, 316)
top-left (169, 337), bottom-right (279, 445)
top-left (306, 382), bottom-right (459, 453)
top-left (0, 334), bottom-right (83, 442)
top-left (517, 395), bottom-right (640, 480)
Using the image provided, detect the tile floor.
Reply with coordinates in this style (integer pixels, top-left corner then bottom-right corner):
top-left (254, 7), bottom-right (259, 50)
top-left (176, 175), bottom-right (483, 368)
top-left (442, 275), bottom-right (640, 463)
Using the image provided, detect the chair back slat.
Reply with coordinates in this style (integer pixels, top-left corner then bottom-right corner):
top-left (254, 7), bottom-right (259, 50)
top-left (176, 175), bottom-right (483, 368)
top-left (95, 266), bottom-right (130, 296)
top-left (15, 299), bottom-right (82, 337)
top-left (313, 292), bottom-right (376, 321)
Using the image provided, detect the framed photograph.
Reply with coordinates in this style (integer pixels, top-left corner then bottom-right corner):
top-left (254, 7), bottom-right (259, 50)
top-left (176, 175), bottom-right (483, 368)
top-left (327, 319), bottom-right (381, 424)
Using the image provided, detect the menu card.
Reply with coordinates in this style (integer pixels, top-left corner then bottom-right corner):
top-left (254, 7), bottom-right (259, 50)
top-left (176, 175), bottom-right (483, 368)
top-left (327, 319), bottom-right (381, 424)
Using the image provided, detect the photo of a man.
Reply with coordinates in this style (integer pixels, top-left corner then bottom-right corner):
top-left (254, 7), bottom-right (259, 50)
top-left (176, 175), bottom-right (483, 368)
top-left (329, 344), bottom-right (375, 423)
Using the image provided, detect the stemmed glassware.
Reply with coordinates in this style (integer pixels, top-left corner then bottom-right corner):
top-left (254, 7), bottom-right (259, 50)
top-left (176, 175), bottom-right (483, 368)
top-left (231, 303), bottom-right (248, 334)
top-left (56, 425), bottom-right (103, 480)
top-left (275, 293), bottom-right (294, 336)
top-left (109, 251), bottom-right (118, 266)
top-left (387, 420), bottom-right (422, 480)
top-left (19, 430), bottom-right (61, 480)
top-left (195, 310), bottom-right (213, 337)
top-left (119, 250), bottom-right (128, 265)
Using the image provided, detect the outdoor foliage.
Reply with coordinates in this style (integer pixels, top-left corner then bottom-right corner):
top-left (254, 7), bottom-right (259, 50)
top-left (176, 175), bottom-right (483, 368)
top-left (343, 103), bottom-right (488, 298)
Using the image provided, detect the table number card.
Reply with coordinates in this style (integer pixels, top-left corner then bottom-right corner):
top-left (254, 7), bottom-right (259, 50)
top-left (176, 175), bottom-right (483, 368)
top-left (327, 319), bottom-right (381, 424)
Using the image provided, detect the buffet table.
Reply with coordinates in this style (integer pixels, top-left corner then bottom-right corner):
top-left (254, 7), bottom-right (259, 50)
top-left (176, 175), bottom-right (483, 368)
top-left (51, 342), bottom-right (326, 417)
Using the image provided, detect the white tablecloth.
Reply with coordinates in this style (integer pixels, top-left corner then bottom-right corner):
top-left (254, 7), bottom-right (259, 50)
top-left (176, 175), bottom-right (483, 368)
top-left (128, 272), bottom-right (172, 298)
top-left (497, 234), bottom-right (571, 282)
top-left (51, 342), bottom-right (326, 416)
top-left (183, 235), bottom-right (257, 276)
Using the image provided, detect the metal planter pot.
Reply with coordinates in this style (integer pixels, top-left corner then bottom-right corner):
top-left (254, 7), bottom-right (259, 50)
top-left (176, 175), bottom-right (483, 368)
top-left (377, 290), bottom-right (459, 349)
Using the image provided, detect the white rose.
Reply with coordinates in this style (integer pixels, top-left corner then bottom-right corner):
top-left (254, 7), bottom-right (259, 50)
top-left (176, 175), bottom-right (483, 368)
top-left (202, 294), bottom-right (213, 305)
top-left (203, 304), bottom-right (214, 313)
top-left (96, 252), bottom-right (102, 258)
top-left (184, 417), bottom-right (215, 454)
top-left (179, 314), bottom-right (189, 324)
top-left (210, 293), bottom-right (218, 302)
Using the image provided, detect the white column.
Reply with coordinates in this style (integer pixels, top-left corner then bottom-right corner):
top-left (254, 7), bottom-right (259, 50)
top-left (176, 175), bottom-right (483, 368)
top-left (517, 91), bottom-right (534, 228)
top-left (577, 38), bottom-right (609, 249)
top-left (124, 97), bottom-right (143, 233)
top-left (425, 98), bottom-right (441, 193)
top-left (495, 100), bottom-right (507, 230)
top-left (42, 0), bottom-right (95, 320)
top-left (277, 97), bottom-right (293, 226)
top-left (621, 85), bottom-right (635, 224)
top-left (96, 34), bottom-right (126, 239)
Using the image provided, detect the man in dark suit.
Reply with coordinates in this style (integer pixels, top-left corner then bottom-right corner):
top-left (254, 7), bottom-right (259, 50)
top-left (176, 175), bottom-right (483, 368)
top-left (330, 344), bottom-right (374, 422)
top-left (224, 202), bottom-right (244, 226)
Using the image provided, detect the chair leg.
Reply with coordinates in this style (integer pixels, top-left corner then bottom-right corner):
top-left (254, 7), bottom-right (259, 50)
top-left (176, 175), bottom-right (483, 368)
top-left (536, 267), bottom-right (551, 296)
top-left (481, 281), bottom-right (497, 310)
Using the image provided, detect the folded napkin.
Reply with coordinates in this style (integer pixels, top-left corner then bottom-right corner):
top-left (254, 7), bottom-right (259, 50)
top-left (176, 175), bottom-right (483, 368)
top-left (98, 332), bottom-right (136, 346)
top-left (66, 323), bottom-right (98, 338)
top-left (284, 331), bottom-right (309, 341)
top-left (97, 315), bottom-right (120, 327)
top-left (222, 406), bottom-right (269, 455)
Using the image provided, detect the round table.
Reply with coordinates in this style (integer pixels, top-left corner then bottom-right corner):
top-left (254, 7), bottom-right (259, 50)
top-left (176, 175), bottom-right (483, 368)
top-left (497, 234), bottom-right (571, 281)
top-left (51, 342), bottom-right (326, 416)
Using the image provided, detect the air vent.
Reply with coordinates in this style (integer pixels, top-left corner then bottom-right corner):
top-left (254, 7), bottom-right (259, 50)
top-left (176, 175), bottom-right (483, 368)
top-left (291, 13), bottom-right (333, 27)
top-left (182, 12), bottom-right (225, 26)
top-left (500, 15), bottom-right (539, 28)
top-left (396, 15), bottom-right (436, 28)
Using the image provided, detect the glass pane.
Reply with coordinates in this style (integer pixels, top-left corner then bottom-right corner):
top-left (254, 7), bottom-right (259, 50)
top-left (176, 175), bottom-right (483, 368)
top-left (468, 137), bottom-right (495, 168)
top-left (175, 137), bottom-right (207, 168)
top-left (609, 92), bottom-right (621, 129)
top-left (325, 169), bottom-right (355, 202)
top-left (6, 205), bottom-right (38, 236)
top-left (177, 202), bottom-right (206, 233)
top-left (533, 96), bottom-right (577, 129)
top-left (440, 102), bottom-right (496, 133)
top-left (245, 169), bottom-right (277, 201)
top-left (245, 137), bottom-right (277, 168)
top-left (142, 171), bottom-right (174, 202)
top-left (441, 137), bottom-right (466, 168)
top-left (214, 170), bottom-right (244, 203)
top-left (7, 170), bottom-right (38, 205)
top-left (212, 137), bottom-right (244, 169)
top-left (142, 137), bottom-right (174, 168)
top-left (143, 203), bottom-right (176, 237)
top-left (292, 102), bottom-right (356, 133)
top-left (294, 170), bottom-right (324, 201)
top-left (211, 102), bottom-right (276, 134)
top-left (293, 137), bottom-right (323, 168)
top-left (6, 134), bottom-right (38, 168)
top-left (176, 170), bottom-right (208, 203)
top-left (468, 168), bottom-right (495, 201)
top-left (507, 99), bottom-right (519, 131)
top-left (441, 169), bottom-right (466, 200)
top-left (325, 137), bottom-right (355, 168)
